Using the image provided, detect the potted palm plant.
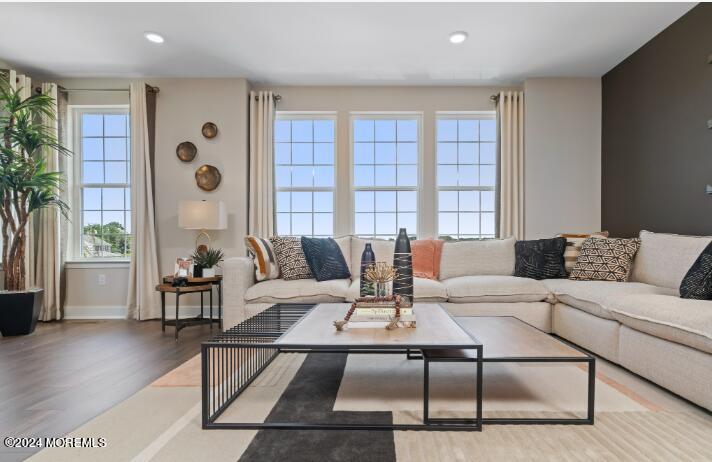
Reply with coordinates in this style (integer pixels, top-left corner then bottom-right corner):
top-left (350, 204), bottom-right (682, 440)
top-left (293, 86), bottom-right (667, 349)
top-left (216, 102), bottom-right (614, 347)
top-left (191, 248), bottom-right (225, 278)
top-left (0, 78), bottom-right (68, 335)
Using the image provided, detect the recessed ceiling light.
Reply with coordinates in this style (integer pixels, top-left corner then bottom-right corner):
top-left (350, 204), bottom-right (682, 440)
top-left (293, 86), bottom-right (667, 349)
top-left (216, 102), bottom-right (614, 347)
top-left (449, 31), bottom-right (468, 44)
top-left (144, 32), bottom-right (164, 44)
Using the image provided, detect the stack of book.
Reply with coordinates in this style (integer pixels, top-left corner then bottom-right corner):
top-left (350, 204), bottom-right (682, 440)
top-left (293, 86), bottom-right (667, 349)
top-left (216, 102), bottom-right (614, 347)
top-left (348, 297), bottom-right (416, 327)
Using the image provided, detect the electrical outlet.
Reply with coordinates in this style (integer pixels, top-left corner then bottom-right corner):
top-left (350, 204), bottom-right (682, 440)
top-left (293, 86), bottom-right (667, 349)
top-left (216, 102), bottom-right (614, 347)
top-left (98, 274), bottom-right (106, 286)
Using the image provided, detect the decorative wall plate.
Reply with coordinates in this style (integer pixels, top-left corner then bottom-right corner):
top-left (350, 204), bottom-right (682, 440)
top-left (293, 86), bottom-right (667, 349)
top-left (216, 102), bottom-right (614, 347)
top-left (195, 164), bottom-right (221, 191)
top-left (202, 122), bottom-right (218, 139)
top-left (176, 141), bottom-right (197, 162)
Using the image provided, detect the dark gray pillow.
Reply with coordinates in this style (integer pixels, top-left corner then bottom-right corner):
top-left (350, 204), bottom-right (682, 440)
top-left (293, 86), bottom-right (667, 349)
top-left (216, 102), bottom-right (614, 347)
top-left (514, 237), bottom-right (567, 280)
top-left (301, 237), bottom-right (351, 282)
top-left (680, 242), bottom-right (712, 299)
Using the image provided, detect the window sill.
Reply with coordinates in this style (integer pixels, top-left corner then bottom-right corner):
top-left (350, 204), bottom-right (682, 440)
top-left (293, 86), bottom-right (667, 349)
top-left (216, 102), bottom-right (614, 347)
top-left (65, 260), bottom-right (131, 270)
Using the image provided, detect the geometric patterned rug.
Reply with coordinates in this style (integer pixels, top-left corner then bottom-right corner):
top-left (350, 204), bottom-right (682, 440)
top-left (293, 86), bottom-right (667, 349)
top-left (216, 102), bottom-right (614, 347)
top-left (28, 352), bottom-right (712, 461)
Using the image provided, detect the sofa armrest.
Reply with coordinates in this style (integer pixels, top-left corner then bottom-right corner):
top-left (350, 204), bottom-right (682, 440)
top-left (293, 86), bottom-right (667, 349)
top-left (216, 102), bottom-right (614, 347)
top-left (222, 257), bottom-right (255, 329)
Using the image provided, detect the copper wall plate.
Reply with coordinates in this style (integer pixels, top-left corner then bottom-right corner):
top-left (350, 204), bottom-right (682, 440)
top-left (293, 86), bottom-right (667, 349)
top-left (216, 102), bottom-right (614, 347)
top-left (202, 122), bottom-right (218, 139)
top-left (176, 141), bottom-right (197, 162)
top-left (195, 164), bottom-right (221, 191)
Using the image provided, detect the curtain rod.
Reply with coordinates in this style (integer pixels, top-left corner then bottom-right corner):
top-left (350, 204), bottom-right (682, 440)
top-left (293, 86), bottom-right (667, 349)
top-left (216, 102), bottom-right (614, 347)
top-left (33, 86), bottom-right (160, 94)
top-left (254, 93), bottom-right (282, 102)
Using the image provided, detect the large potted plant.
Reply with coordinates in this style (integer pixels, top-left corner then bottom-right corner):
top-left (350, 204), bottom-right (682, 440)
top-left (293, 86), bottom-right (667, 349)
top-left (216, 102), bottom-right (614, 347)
top-left (0, 78), bottom-right (68, 335)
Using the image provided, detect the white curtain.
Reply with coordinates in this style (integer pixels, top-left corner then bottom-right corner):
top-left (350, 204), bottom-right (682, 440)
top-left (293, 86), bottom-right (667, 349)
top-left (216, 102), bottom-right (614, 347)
top-left (127, 81), bottom-right (161, 320)
top-left (497, 91), bottom-right (524, 240)
top-left (248, 91), bottom-right (275, 237)
top-left (8, 71), bottom-right (35, 288)
top-left (35, 83), bottom-right (63, 321)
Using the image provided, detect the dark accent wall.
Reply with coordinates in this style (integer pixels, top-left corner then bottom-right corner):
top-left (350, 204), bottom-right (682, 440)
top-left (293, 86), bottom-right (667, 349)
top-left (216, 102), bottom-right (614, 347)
top-left (602, 4), bottom-right (712, 237)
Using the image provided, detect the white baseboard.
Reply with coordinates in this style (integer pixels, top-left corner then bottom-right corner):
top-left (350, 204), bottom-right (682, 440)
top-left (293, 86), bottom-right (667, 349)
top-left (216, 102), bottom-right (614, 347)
top-left (63, 305), bottom-right (219, 320)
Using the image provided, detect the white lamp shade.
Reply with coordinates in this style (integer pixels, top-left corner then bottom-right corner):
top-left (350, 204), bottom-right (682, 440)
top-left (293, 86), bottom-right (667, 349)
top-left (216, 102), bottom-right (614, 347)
top-left (178, 200), bottom-right (227, 230)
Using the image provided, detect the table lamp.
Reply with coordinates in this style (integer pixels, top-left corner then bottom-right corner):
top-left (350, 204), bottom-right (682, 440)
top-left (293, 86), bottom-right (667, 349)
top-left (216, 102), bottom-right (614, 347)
top-left (178, 200), bottom-right (227, 251)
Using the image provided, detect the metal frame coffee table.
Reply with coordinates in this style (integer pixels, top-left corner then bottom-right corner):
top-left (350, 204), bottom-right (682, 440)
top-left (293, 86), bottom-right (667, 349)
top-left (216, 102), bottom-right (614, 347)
top-left (201, 303), bottom-right (483, 431)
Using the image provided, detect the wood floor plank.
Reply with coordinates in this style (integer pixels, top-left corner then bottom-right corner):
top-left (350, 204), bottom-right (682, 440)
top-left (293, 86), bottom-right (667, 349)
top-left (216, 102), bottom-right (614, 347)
top-left (0, 319), bottom-right (214, 461)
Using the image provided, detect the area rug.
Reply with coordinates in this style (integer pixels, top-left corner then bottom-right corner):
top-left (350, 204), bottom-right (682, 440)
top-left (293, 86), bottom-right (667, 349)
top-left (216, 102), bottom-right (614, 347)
top-left (28, 352), bottom-right (712, 462)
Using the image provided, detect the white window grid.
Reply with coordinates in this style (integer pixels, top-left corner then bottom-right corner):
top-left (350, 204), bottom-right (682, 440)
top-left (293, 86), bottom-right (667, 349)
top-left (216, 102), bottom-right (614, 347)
top-left (350, 113), bottom-right (422, 239)
top-left (436, 112), bottom-right (497, 240)
top-left (71, 106), bottom-right (131, 260)
top-left (274, 112), bottom-right (337, 237)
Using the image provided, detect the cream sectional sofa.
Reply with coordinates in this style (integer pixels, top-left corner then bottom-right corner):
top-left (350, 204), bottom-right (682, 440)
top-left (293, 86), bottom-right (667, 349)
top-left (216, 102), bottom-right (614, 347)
top-left (222, 230), bottom-right (712, 410)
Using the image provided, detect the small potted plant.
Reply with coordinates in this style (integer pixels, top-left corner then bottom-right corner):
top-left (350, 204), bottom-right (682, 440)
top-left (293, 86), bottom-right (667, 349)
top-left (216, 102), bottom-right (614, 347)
top-left (191, 248), bottom-right (225, 278)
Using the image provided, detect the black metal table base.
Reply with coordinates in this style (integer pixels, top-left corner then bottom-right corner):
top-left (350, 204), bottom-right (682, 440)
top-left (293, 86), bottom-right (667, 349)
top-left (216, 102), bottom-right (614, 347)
top-left (201, 305), bottom-right (595, 431)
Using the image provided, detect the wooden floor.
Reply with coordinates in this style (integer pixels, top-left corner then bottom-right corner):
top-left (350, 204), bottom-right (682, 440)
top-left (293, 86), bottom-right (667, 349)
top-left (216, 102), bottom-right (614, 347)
top-left (0, 319), bottom-right (215, 462)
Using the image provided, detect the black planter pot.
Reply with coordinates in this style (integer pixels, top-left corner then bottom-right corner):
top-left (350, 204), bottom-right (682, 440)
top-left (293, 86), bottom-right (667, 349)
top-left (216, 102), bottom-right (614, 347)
top-left (0, 289), bottom-right (43, 336)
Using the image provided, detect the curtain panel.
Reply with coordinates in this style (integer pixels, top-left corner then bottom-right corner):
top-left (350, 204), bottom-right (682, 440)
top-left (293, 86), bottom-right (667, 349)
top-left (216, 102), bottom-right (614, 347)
top-left (248, 91), bottom-right (275, 237)
top-left (497, 91), bottom-right (525, 240)
top-left (35, 83), bottom-right (64, 321)
top-left (127, 81), bottom-right (161, 320)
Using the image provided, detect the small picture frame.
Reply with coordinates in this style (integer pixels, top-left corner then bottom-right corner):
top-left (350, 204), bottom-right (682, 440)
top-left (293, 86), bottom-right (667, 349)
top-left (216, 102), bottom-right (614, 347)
top-left (174, 257), bottom-right (194, 278)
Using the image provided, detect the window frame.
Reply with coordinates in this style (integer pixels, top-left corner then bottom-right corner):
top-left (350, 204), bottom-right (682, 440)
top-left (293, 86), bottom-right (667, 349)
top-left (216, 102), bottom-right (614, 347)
top-left (273, 111), bottom-right (338, 237)
top-left (349, 111), bottom-right (424, 239)
top-left (69, 105), bottom-right (132, 261)
top-left (435, 111), bottom-right (497, 240)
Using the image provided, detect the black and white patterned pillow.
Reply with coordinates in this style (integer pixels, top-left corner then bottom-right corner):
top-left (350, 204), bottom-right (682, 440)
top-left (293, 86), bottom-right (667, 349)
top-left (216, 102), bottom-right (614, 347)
top-left (269, 236), bottom-right (313, 281)
top-left (514, 237), bottom-right (567, 280)
top-left (569, 237), bottom-right (641, 282)
top-left (680, 242), bottom-right (712, 299)
top-left (301, 237), bottom-right (351, 282)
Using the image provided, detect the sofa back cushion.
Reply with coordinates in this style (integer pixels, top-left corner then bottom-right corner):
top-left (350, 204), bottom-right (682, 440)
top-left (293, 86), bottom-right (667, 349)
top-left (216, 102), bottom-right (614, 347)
top-left (350, 237), bottom-right (396, 278)
top-left (334, 236), bottom-right (352, 274)
top-left (439, 237), bottom-right (516, 280)
top-left (630, 230), bottom-right (712, 289)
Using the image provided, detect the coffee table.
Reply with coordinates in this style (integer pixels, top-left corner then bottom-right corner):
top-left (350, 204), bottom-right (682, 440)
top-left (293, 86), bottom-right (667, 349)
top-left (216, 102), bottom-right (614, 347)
top-left (434, 316), bottom-right (595, 425)
top-left (201, 303), bottom-right (483, 431)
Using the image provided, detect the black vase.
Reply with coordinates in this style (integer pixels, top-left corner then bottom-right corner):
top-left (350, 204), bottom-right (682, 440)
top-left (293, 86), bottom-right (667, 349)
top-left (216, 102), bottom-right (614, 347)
top-left (359, 243), bottom-right (376, 297)
top-left (392, 228), bottom-right (413, 306)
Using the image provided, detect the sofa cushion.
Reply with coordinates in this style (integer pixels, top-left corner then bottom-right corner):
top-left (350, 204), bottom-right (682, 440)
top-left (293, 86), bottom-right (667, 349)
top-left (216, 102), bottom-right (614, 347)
top-left (444, 275), bottom-right (550, 303)
top-left (334, 236), bottom-right (352, 275)
top-left (570, 237), bottom-right (641, 282)
top-left (269, 236), bottom-right (313, 280)
top-left (439, 237), bottom-right (515, 280)
top-left (411, 239), bottom-right (445, 280)
top-left (514, 237), bottom-right (567, 280)
top-left (543, 279), bottom-right (677, 320)
top-left (350, 237), bottom-right (395, 279)
top-left (557, 232), bottom-right (608, 274)
top-left (608, 294), bottom-right (712, 354)
top-left (245, 278), bottom-right (350, 304)
top-left (680, 241), bottom-right (712, 300)
top-left (301, 237), bottom-right (351, 282)
top-left (346, 277), bottom-right (447, 302)
top-left (630, 230), bottom-right (712, 289)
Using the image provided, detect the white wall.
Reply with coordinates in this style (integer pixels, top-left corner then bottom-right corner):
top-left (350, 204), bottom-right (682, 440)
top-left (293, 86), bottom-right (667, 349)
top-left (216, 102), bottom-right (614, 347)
top-left (254, 85), bottom-right (515, 238)
top-left (523, 78), bottom-right (602, 239)
top-left (43, 77), bottom-right (251, 317)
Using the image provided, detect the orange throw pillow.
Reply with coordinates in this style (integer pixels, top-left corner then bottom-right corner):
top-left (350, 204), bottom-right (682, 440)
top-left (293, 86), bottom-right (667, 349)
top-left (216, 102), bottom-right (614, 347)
top-left (411, 239), bottom-right (445, 280)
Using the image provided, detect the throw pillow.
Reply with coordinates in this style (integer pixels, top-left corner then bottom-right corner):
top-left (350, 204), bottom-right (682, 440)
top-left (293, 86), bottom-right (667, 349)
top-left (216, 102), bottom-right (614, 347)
top-left (411, 239), bottom-right (445, 280)
top-left (557, 232), bottom-right (609, 274)
top-left (269, 236), bottom-right (313, 281)
top-left (569, 237), bottom-right (641, 282)
top-left (680, 241), bottom-right (712, 299)
top-left (514, 237), bottom-right (568, 280)
top-left (244, 236), bottom-right (280, 281)
top-left (300, 237), bottom-right (351, 282)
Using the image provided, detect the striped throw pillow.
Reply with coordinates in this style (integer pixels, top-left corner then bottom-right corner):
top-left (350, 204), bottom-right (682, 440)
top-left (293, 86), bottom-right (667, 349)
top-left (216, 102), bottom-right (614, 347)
top-left (244, 236), bottom-right (280, 281)
top-left (557, 232), bottom-right (609, 274)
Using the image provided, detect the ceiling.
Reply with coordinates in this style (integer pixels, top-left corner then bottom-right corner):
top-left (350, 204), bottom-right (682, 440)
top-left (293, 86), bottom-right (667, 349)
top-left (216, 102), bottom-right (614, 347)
top-left (0, 2), bottom-right (694, 85)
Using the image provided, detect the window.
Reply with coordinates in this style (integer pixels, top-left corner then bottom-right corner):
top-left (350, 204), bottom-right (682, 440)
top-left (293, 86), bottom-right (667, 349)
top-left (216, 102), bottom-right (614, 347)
top-left (274, 114), bottom-right (336, 237)
top-left (352, 115), bottom-right (420, 238)
top-left (73, 107), bottom-right (131, 258)
top-left (437, 114), bottom-right (497, 240)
